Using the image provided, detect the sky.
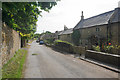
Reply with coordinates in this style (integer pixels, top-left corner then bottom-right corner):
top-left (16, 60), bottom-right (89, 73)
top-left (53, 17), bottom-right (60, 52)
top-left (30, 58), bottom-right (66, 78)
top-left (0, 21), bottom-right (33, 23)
top-left (36, 0), bottom-right (119, 34)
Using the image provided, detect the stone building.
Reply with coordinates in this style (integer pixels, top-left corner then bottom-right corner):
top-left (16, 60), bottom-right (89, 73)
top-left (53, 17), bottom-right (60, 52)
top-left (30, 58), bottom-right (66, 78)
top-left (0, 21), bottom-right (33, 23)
top-left (74, 8), bottom-right (120, 48)
top-left (54, 31), bottom-right (62, 40)
top-left (40, 33), bottom-right (53, 40)
top-left (58, 25), bottom-right (73, 43)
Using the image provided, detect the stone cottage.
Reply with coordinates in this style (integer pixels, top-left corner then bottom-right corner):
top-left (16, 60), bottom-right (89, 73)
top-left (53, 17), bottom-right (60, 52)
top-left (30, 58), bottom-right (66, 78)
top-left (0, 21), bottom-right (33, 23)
top-left (74, 8), bottom-right (120, 49)
top-left (58, 25), bottom-right (73, 43)
top-left (40, 33), bottom-right (54, 40)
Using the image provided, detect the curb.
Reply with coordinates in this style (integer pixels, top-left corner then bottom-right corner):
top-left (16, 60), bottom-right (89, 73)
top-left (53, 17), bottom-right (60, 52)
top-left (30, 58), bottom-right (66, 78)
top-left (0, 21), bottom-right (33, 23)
top-left (45, 45), bottom-right (120, 73)
top-left (79, 57), bottom-right (120, 73)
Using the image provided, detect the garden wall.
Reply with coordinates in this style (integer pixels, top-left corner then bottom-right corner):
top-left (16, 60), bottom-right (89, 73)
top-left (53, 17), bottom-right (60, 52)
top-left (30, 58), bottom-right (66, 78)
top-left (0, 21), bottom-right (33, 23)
top-left (53, 41), bottom-right (86, 56)
top-left (53, 42), bottom-right (73, 53)
top-left (73, 46), bottom-right (86, 55)
top-left (86, 50), bottom-right (120, 67)
top-left (1, 23), bottom-right (21, 65)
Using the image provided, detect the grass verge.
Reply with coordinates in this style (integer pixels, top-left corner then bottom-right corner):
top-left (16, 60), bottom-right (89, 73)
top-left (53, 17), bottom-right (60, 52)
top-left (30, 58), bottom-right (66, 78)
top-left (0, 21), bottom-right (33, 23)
top-left (2, 49), bottom-right (27, 79)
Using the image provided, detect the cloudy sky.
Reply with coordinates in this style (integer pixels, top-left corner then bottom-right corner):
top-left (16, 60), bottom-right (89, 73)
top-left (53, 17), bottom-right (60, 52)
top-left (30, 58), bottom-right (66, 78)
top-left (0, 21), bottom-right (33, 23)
top-left (36, 0), bottom-right (119, 34)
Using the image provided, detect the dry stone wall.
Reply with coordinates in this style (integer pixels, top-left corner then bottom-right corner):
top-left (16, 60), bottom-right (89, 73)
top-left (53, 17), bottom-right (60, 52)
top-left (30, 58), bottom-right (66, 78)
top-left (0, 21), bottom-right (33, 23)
top-left (1, 23), bottom-right (21, 65)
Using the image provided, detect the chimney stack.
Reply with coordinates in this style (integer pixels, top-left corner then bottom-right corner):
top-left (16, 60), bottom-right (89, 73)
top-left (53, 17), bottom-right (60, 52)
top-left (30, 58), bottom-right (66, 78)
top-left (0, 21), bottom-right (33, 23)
top-left (64, 25), bottom-right (68, 31)
top-left (118, 1), bottom-right (120, 8)
top-left (81, 11), bottom-right (84, 20)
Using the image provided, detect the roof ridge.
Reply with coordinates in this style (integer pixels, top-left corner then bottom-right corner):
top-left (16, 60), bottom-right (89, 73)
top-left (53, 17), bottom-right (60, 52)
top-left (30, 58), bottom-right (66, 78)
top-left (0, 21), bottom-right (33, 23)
top-left (74, 9), bottom-right (117, 29)
top-left (84, 9), bottom-right (115, 21)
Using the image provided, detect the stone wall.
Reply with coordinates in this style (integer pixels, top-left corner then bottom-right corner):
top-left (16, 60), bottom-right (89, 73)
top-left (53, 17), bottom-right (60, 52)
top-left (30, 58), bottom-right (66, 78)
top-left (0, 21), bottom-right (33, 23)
top-left (86, 50), bottom-right (120, 67)
top-left (53, 41), bottom-right (86, 56)
top-left (111, 23), bottom-right (119, 46)
top-left (1, 23), bottom-right (21, 65)
top-left (73, 46), bottom-right (86, 55)
top-left (53, 41), bottom-right (73, 53)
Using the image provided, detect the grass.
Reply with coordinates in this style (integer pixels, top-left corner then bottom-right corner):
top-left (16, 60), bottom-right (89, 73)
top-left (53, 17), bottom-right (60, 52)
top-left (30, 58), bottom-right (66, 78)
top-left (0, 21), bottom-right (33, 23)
top-left (2, 49), bottom-right (27, 79)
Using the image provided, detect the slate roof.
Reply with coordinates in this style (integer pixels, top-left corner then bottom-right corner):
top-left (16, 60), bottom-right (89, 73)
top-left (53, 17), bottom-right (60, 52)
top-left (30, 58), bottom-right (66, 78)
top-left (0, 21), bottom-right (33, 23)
top-left (111, 8), bottom-right (120, 23)
top-left (58, 28), bottom-right (73, 35)
top-left (74, 8), bottom-right (120, 29)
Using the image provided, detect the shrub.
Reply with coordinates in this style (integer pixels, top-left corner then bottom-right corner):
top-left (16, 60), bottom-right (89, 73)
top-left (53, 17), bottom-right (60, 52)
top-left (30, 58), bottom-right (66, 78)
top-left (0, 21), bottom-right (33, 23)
top-left (104, 45), bottom-right (113, 53)
top-left (104, 45), bottom-right (120, 53)
top-left (92, 45), bottom-right (100, 52)
top-left (72, 30), bottom-right (80, 46)
top-left (54, 40), bottom-right (73, 46)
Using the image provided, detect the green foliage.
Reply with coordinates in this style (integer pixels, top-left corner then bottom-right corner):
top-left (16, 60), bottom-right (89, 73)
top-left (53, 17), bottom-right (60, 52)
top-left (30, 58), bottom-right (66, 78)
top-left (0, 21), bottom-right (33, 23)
top-left (2, 2), bottom-right (57, 38)
top-left (72, 30), bottom-right (80, 46)
top-left (34, 33), bottom-right (41, 39)
top-left (103, 45), bottom-right (113, 53)
top-left (92, 45), bottom-right (100, 52)
top-left (92, 44), bottom-right (120, 54)
top-left (54, 40), bottom-right (73, 46)
top-left (45, 31), bottom-right (52, 34)
top-left (2, 49), bottom-right (27, 79)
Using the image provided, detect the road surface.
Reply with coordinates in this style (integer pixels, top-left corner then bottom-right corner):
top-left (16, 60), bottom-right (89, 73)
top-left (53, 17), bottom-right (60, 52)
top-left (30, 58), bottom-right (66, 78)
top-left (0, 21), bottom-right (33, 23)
top-left (24, 41), bottom-right (118, 78)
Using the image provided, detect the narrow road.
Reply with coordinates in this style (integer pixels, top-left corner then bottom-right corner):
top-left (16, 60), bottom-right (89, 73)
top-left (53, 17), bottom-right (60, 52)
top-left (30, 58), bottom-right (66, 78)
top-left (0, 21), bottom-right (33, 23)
top-left (24, 41), bottom-right (118, 78)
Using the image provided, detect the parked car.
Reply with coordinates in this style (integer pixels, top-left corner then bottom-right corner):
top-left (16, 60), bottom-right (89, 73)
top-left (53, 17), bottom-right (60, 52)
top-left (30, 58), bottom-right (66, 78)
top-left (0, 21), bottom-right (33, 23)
top-left (39, 40), bottom-right (44, 45)
top-left (36, 39), bottom-right (39, 43)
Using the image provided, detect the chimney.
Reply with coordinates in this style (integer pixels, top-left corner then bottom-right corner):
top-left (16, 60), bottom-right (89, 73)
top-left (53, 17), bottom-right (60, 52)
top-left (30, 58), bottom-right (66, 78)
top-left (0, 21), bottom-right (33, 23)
top-left (118, 1), bottom-right (120, 8)
top-left (64, 25), bottom-right (68, 31)
top-left (81, 11), bottom-right (84, 20)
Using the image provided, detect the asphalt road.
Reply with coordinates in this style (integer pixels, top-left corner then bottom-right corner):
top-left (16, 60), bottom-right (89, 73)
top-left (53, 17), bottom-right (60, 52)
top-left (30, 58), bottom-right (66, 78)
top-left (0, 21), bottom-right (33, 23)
top-left (24, 41), bottom-right (118, 78)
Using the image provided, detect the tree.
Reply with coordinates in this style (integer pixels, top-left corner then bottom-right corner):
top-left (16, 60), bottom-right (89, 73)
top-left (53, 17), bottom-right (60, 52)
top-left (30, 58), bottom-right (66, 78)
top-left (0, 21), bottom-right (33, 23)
top-left (72, 30), bottom-right (80, 46)
top-left (34, 33), bottom-right (41, 39)
top-left (2, 2), bottom-right (58, 47)
top-left (2, 2), bottom-right (57, 38)
top-left (45, 31), bottom-right (51, 34)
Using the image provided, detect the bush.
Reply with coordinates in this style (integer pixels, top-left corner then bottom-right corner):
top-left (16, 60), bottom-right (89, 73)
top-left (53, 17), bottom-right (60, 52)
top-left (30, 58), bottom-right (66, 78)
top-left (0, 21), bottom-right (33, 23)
top-left (103, 45), bottom-right (113, 53)
top-left (72, 30), bottom-right (80, 46)
top-left (54, 40), bottom-right (73, 46)
top-left (92, 44), bottom-right (120, 54)
top-left (92, 45), bottom-right (100, 52)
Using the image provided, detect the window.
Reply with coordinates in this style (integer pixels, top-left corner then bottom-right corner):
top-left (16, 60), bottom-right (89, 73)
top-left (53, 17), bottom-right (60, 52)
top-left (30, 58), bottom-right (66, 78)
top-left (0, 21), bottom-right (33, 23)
top-left (67, 34), bottom-right (70, 37)
top-left (96, 28), bottom-right (100, 32)
top-left (58, 35), bottom-right (60, 39)
top-left (80, 40), bottom-right (82, 44)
